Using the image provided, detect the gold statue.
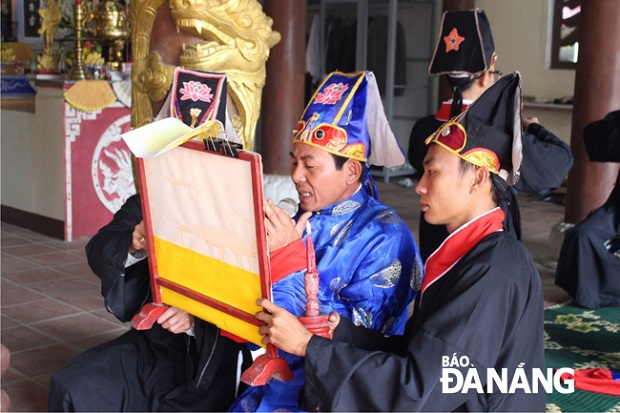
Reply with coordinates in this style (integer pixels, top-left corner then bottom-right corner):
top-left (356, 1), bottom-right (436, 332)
top-left (87, 0), bottom-right (131, 72)
top-left (37, 0), bottom-right (62, 72)
top-left (130, 0), bottom-right (280, 151)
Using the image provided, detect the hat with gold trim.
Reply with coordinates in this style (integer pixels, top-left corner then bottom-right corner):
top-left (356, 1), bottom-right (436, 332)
top-left (293, 71), bottom-right (405, 167)
top-left (426, 71), bottom-right (523, 186)
top-left (429, 8), bottom-right (496, 77)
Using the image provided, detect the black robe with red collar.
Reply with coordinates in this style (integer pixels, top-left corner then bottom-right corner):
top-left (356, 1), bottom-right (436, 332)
top-left (301, 230), bottom-right (545, 412)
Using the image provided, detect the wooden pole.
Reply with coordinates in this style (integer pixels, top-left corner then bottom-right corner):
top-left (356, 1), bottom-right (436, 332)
top-left (260, 0), bottom-right (307, 174)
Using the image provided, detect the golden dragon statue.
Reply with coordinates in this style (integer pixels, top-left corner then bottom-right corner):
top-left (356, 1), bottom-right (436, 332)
top-left (130, 0), bottom-right (280, 151)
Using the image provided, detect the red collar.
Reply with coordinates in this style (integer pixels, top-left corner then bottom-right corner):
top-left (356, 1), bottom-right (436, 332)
top-left (421, 208), bottom-right (505, 295)
top-left (434, 101), bottom-right (471, 122)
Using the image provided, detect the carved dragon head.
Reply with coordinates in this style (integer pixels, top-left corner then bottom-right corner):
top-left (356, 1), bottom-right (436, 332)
top-left (169, 0), bottom-right (280, 150)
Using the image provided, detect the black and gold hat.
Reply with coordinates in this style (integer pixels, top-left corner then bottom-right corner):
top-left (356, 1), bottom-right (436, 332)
top-left (428, 8), bottom-right (496, 77)
top-left (426, 72), bottom-right (523, 186)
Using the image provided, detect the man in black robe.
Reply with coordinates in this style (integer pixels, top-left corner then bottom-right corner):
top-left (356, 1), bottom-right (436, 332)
top-left (48, 194), bottom-right (252, 411)
top-left (555, 109), bottom-right (620, 308)
top-left (408, 9), bottom-right (573, 261)
top-left (252, 73), bottom-right (546, 412)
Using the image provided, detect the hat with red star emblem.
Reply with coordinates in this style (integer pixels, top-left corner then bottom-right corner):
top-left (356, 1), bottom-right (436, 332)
top-left (425, 71), bottom-right (523, 186)
top-left (428, 8), bottom-right (496, 77)
top-left (293, 71), bottom-right (405, 167)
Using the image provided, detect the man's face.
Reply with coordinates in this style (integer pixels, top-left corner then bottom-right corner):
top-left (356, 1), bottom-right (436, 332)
top-left (415, 144), bottom-right (477, 233)
top-left (290, 143), bottom-right (357, 212)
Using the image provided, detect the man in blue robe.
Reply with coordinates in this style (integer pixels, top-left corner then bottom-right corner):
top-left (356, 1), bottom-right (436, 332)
top-left (251, 73), bottom-right (546, 412)
top-left (229, 71), bottom-right (424, 411)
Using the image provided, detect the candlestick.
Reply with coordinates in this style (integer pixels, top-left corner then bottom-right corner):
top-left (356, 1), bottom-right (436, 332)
top-left (298, 235), bottom-right (330, 338)
top-left (304, 236), bottom-right (320, 317)
top-left (66, 1), bottom-right (90, 81)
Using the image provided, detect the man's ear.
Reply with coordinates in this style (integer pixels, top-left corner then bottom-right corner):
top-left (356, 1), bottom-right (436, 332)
top-left (479, 70), bottom-right (494, 89)
top-left (472, 165), bottom-right (491, 189)
top-left (345, 159), bottom-right (363, 184)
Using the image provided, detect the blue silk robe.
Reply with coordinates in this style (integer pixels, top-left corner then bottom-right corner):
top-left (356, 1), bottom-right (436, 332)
top-left (230, 187), bottom-right (423, 412)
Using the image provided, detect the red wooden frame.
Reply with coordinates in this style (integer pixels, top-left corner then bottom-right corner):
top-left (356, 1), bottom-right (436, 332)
top-left (132, 139), bottom-right (292, 385)
top-left (135, 139), bottom-right (271, 335)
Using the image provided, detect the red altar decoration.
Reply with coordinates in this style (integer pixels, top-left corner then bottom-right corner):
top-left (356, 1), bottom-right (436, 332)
top-left (63, 85), bottom-right (134, 240)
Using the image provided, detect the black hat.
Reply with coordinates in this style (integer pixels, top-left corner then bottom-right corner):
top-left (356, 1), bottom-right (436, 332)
top-left (429, 8), bottom-right (496, 77)
top-left (427, 72), bottom-right (524, 239)
top-left (426, 72), bottom-right (523, 186)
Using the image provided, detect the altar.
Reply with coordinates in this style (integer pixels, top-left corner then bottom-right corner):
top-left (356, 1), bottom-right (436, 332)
top-left (1, 78), bottom-right (135, 241)
top-left (0, 0), bottom-right (296, 242)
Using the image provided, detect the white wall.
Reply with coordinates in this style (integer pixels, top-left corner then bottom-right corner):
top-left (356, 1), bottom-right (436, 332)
top-left (1, 87), bottom-right (65, 220)
top-left (477, 0), bottom-right (575, 143)
top-left (477, 0), bottom-right (575, 102)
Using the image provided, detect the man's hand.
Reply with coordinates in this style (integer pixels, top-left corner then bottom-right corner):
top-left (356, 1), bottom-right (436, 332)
top-left (263, 199), bottom-right (312, 251)
top-left (129, 220), bottom-right (147, 255)
top-left (326, 311), bottom-right (340, 337)
top-left (523, 116), bottom-right (539, 130)
top-left (256, 298), bottom-right (313, 356)
top-left (157, 307), bottom-right (194, 334)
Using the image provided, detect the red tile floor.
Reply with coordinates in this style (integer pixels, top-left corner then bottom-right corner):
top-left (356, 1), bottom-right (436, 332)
top-left (0, 181), bottom-right (570, 412)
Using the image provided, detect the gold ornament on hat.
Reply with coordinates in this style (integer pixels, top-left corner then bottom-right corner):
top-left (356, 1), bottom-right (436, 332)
top-left (426, 121), bottom-right (500, 174)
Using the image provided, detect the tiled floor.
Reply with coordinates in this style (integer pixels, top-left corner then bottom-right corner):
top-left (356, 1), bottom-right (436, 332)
top-left (0, 180), bottom-right (570, 412)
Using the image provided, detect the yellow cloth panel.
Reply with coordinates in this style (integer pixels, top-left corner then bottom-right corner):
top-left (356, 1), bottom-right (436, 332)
top-left (153, 235), bottom-right (264, 319)
top-left (161, 287), bottom-right (264, 347)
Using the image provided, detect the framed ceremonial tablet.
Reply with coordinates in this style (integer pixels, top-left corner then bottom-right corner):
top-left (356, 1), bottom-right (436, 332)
top-left (135, 139), bottom-right (269, 347)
